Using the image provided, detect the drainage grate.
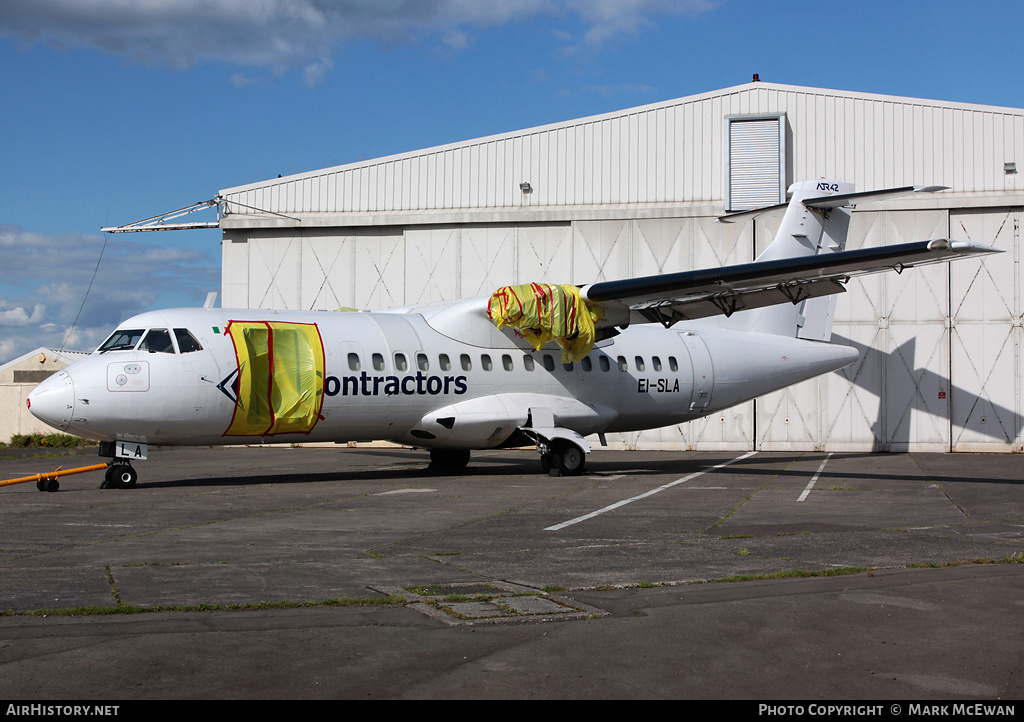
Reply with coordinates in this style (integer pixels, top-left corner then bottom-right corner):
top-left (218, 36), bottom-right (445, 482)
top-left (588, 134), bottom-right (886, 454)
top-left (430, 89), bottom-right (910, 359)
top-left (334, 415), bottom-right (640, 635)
top-left (373, 581), bottom-right (607, 625)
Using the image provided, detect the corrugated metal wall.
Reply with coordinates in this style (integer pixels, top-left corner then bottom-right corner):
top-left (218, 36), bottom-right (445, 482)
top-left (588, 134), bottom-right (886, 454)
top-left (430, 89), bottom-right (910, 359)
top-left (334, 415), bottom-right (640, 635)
top-left (220, 82), bottom-right (1023, 217)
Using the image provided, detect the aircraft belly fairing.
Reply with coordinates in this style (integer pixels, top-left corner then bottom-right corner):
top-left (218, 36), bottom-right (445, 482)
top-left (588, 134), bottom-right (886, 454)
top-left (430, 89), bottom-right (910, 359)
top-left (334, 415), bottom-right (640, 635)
top-left (402, 392), bottom-right (619, 449)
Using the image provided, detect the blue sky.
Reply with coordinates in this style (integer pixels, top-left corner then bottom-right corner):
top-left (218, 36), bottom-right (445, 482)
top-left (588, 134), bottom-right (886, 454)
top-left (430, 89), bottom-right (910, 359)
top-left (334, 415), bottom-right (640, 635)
top-left (1, 0), bottom-right (1022, 364)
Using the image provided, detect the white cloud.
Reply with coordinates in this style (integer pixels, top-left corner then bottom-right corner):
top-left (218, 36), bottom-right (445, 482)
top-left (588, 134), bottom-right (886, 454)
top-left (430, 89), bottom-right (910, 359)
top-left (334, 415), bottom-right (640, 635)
top-left (0, 0), bottom-right (715, 83)
top-left (561, 0), bottom-right (716, 50)
top-left (0, 225), bottom-right (218, 364)
top-left (0, 302), bottom-right (46, 327)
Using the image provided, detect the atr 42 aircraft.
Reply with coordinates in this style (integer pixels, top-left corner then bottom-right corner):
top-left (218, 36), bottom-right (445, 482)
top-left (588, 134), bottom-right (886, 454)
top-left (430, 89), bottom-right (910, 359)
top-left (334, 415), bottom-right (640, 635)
top-left (26, 180), bottom-right (999, 489)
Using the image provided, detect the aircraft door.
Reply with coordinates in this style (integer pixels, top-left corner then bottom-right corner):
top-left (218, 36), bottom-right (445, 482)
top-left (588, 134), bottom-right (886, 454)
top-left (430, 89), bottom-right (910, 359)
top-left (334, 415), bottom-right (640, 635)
top-left (679, 331), bottom-right (714, 413)
top-left (223, 321), bottom-right (326, 437)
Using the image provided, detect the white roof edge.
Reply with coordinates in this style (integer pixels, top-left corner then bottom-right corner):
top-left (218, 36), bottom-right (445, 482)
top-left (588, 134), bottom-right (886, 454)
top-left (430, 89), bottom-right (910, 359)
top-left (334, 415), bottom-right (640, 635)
top-left (219, 81), bottom-right (1024, 197)
top-left (0, 347), bottom-right (88, 373)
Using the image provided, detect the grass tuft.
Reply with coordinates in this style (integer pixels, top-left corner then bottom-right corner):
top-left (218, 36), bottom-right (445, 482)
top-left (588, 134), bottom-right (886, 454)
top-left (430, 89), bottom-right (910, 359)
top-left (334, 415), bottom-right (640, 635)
top-left (0, 595), bottom-right (407, 617)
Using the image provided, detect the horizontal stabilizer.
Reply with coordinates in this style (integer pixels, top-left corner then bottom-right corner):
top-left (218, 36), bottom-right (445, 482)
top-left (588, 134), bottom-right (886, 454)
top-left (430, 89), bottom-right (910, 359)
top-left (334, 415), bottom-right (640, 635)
top-left (718, 201), bottom-right (789, 224)
top-left (719, 185), bottom-right (948, 223)
top-left (802, 185), bottom-right (948, 210)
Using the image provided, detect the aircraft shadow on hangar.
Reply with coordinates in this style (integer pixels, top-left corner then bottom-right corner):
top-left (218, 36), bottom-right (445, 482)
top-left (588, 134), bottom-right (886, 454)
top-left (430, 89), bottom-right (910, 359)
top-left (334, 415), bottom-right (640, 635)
top-left (830, 333), bottom-right (1023, 453)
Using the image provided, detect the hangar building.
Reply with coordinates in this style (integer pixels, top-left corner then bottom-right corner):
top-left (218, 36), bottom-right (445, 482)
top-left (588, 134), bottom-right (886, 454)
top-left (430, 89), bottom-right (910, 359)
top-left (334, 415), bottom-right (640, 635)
top-left (0, 349), bottom-right (87, 443)
top-left (215, 81), bottom-right (1024, 453)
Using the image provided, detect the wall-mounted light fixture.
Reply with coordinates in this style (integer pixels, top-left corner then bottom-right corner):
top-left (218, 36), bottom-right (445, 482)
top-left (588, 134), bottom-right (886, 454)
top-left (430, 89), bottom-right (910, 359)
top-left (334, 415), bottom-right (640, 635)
top-left (519, 182), bottom-right (533, 193)
top-left (1005, 162), bottom-right (1017, 175)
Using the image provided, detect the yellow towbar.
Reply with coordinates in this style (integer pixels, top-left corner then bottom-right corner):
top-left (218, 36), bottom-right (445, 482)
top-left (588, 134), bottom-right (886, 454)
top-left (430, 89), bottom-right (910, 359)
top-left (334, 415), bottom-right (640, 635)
top-left (0, 463), bottom-right (110, 492)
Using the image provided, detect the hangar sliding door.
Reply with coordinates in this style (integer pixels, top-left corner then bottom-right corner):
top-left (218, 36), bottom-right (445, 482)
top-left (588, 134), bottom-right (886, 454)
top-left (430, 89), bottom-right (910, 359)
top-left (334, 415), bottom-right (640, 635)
top-left (755, 210), bottom-right (952, 452)
top-left (573, 215), bottom-right (755, 451)
top-left (949, 209), bottom-right (1022, 451)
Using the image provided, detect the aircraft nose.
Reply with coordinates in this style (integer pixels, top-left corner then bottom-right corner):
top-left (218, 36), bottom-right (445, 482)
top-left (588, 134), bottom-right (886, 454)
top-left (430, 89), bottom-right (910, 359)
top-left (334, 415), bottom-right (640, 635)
top-left (26, 370), bottom-right (74, 432)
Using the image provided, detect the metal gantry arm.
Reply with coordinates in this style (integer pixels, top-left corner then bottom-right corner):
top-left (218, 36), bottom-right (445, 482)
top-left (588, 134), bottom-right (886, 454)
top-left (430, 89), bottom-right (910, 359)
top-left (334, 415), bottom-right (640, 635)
top-left (101, 195), bottom-right (302, 233)
top-left (100, 198), bottom-right (222, 233)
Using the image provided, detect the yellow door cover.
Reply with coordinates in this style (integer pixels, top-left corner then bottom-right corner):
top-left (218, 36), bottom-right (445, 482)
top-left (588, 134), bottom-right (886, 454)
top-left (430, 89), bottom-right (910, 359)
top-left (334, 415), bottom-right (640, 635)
top-left (224, 321), bottom-right (326, 436)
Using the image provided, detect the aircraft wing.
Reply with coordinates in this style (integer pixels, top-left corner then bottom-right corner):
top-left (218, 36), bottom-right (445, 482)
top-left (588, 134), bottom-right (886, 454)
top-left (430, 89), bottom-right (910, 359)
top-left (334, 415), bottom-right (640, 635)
top-left (580, 239), bottom-right (1000, 328)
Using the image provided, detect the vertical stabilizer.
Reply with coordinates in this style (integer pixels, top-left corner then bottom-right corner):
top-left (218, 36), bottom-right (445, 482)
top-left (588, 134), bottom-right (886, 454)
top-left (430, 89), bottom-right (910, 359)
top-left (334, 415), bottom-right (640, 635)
top-left (727, 179), bottom-right (854, 339)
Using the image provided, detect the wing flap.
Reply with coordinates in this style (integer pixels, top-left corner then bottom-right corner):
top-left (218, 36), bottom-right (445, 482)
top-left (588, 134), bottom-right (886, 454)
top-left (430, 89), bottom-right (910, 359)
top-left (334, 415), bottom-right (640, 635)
top-left (630, 278), bottom-right (846, 327)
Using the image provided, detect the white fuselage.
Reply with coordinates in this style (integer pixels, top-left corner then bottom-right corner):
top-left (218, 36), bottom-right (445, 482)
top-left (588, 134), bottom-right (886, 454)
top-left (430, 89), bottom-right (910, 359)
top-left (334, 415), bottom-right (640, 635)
top-left (27, 303), bottom-right (858, 450)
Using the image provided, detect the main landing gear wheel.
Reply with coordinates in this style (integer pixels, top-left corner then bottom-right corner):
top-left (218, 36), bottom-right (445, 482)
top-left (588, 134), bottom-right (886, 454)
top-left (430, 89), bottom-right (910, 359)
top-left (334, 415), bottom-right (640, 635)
top-left (428, 448), bottom-right (471, 473)
top-left (549, 441), bottom-right (586, 476)
top-left (102, 463), bottom-right (138, 489)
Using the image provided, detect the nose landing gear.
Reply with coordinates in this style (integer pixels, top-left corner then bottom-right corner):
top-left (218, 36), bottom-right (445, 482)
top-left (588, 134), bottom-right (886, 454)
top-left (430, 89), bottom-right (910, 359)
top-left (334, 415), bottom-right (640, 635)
top-left (96, 441), bottom-right (143, 489)
top-left (101, 463), bottom-right (138, 489)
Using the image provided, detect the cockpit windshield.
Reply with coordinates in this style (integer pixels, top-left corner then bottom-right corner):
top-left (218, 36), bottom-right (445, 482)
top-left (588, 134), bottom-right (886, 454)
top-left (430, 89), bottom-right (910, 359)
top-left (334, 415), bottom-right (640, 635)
top-left (139, 328), bottom-right (174, 354)
top-left (174, 328), bottom-right (203, 353)
top-left (97, 327), bottom-right (205, 354)
top-left (97, 329), bottom-right (145, 353)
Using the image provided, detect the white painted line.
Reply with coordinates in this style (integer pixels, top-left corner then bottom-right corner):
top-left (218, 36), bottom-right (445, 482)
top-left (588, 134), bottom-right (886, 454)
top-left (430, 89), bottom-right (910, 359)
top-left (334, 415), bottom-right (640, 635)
top-left (544, 451), bottom-right (758, 531)
top-left (797, 453), bottom-right (833, 502)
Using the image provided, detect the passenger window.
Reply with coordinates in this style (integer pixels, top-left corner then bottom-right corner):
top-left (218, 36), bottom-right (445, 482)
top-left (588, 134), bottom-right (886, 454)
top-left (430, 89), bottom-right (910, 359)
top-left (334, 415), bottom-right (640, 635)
top-left (542, 355), bottom-right (555, 372)
top-left (562, 362), bottom-right (574, 372)
top-left (523, 355), bottom-right (535, 371)
top-left (439, 354), bottom-right (451, 371)
top-left (394, 353), bottom-right (408, 372)
top-left (617, 356), bottom-right (628, 372)
top-left (669, 356), bottom-right (678, 372)
top-left (461, 354), bottom-right (472, 371)
top-left (373, 353), bottom-right (385, 371)
top-left (140, 329), bottom-right (174, 354)
top-left (652, 356), bottom-right (662, 372)
top-left (417, 353), bottom-right (429, 371)
top-left (581, 357), bottom-right (592, 372)
top-left (347, 353), bottom-right (360, 371)
top-left (635, 356), bottom-right (645, 372)
top-left (98, 329), bottom-right (144, 352)
top-left (173, 329), bottom-right (203, 353)
top-left (502, 354), bottom-right (513, 371)
top-left (599, 355), bottom-right (610, 372)
top-left (481, 354), bottom-right (493, 371)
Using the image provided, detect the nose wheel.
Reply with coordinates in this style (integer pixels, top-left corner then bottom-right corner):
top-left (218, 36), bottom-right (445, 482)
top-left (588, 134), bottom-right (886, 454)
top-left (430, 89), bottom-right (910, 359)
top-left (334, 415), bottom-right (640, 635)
top-left (101, 463), bottom-right (138, 489)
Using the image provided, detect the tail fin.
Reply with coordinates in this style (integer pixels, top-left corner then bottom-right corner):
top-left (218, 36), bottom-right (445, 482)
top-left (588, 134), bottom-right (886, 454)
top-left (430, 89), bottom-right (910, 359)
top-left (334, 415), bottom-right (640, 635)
top-left (720, 181), bottom-right (951, 339)
top-left (727, 179), bottom-right (854, 340)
